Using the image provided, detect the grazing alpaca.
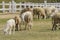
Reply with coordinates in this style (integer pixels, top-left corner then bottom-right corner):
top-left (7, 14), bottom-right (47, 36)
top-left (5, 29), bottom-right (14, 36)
top-left (33, 7), bottom-right (46, 19)
top-left (24, 13), bottom-right (33, 30)
top-left (51, 13), bottom-right (60, 31)
top-left (44, 6), bottom-right (57, 18)
top-left (3, 19), bottom-right (15, 35)
top-left (50, 9), bottom-right (59, 31)
top-left (14, 16), bottom-right (21, 31)
top-left (20, 11), bottom-right (33, 30)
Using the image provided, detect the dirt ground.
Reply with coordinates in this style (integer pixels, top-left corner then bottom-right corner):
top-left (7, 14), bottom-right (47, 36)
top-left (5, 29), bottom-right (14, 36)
top-left (0, 13), bottom-right (20, 19)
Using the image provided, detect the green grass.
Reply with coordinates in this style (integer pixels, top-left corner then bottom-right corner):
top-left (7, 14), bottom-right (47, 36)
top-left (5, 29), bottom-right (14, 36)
top-left (0, 18), bottom-right (9, 24)
top-left (0, 18), bottom-right (60, 40)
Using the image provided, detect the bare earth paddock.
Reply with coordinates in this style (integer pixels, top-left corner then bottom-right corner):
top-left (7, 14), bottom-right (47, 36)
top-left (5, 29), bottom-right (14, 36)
top-left (0, 13), bottom-right (60, 40)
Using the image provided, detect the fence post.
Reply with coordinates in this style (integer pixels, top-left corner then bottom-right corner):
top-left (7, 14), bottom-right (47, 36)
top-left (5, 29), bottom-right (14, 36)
top-left (28, 3), bottom-right (30, 8)
top-left (32, 3), bottom-right (34, 8)
top-left (13, 1), bottom-right (16, 13)
top-left (9, 2), bottom-right (11, 13)
top-left (11, 0), bottom-right (16, 13)
top-left (0, 1), bottom-right (60, 13)
top-left (19, 2), bottom-right (22, 11)
top-left (24, 3), bottom-right (26, 8)
top-left (14, 2), bottom-right (16, 13)
top-left (2, 1), bottom-right (5, 13)
top-left (44, 0), bottom-right (47, 7)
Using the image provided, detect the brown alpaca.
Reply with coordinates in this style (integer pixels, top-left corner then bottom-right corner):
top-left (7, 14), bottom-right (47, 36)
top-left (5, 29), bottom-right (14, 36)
top-left (14, 16), bottom-right (21, 31)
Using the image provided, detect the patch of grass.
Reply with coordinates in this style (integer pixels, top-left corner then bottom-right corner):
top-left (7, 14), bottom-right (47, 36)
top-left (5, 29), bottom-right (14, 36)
top-left (0, 18), bottom-right (60, 40)
top-left (0, 18), bottom-right (9, 24)
top-left (34, 18), bottom-right (52, 21)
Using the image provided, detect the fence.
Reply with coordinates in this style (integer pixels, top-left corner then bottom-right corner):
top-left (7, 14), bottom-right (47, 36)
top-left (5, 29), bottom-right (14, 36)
top-left (0, 0), bottom-right (60, 13)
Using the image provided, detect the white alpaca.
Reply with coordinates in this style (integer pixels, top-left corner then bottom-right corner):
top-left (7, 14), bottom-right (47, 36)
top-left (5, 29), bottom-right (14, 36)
top-left (21, 11), bottom-right (33, 22)
top-left (20, 11), bottom-right (33, 30)
top-left (50, 8), bottom-right (59, 17)
top-left (3, 19), bottom-right (15, 35)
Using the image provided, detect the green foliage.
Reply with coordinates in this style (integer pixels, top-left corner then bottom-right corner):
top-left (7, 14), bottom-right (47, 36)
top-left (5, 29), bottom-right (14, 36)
top-left (0, 0), bottom-right (60, 3)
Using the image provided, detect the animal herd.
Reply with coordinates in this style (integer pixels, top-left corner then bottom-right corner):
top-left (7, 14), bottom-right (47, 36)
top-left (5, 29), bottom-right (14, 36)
top-left (3, 6), bottom-right (60, 35)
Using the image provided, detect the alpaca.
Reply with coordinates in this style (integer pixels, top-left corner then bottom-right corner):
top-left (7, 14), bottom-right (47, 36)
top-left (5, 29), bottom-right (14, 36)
top-left (3, 19), bottom-right (15, 35)
top-left (50, 9), bottom-right (60, 31)
top-left (33, 7), bottom-right (46, 19)
top-left (20, 11), bottom-right (33, 30)
top-left (14, 15), bottom-right (21, 31)
top-left (44, 6), bottom-right (57, 18)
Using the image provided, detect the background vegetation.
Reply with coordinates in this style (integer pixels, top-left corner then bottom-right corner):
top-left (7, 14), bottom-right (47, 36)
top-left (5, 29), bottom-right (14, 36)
top-left (0, 0), bottom-right (60, 3)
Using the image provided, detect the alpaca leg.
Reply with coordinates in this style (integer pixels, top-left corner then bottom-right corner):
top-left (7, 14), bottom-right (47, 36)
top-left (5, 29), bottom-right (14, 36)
top-left (9, 27), bottom-right (12, 35)
top-left (28, 22), bottom-right (32, 30)
top-left (13, 25), bottom-right (15, 34)
top-left (4, 27), bottom-right (9, 35)
top-left (15, 24), bottom-right (18, 31)
top-left (52, 24), bottom-right (55, 31)
top-left (38, 15), bottom-right (40, 19)
top-left (29, 23), bottom-right (32, 29)
top-left (16, 24), bottom-right (21, 31)
top-left (25, 23), bottom-right (27, 30)
top-left (16, 24), bottom-right (19, 31)
top-left (4, 30), bottom-right (8, 35)
top-left (44, 15), bottom-right (46, 19)
top-left (20, 24), bottom-right (21, 31)
top-left (42, 15), bottom-right (44, 19)
top-left (6, 30), bottom-right (9, 35)
top-left (52, 23), bottom-right (57, 31)
top-left (18, 24), bottom-right (20, 31)
top-left (27, 23), bottom-right (29, 30)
